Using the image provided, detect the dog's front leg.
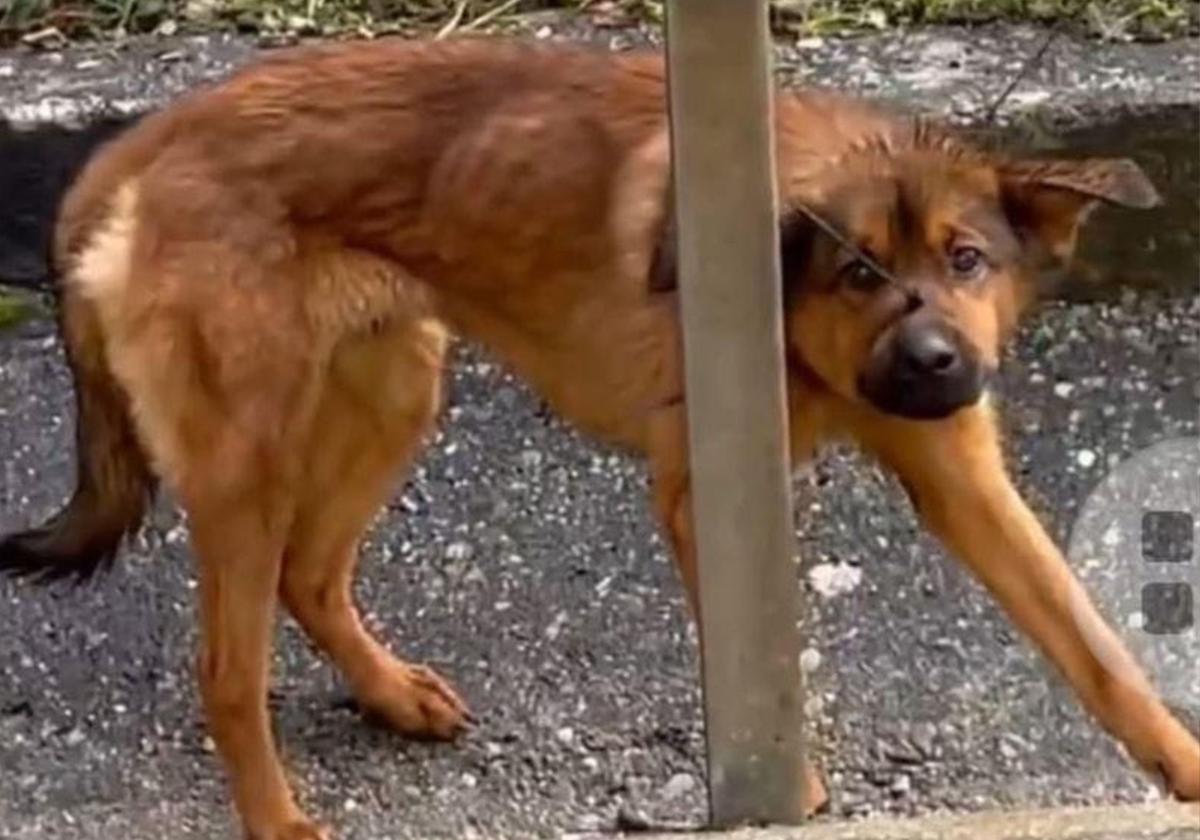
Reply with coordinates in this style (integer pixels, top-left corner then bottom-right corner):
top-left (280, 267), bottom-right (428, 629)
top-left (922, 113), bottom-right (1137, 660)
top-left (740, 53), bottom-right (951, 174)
top-left (855, 401), bottom-right (1200, 800)
top-left (646, 404), bottom-right (829, 815)
top-left (648, 404), bottom-right (701, 621)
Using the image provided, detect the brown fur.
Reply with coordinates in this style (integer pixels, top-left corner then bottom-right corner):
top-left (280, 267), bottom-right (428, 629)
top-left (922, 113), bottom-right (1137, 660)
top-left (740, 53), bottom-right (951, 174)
top-left (1, 36), bottom-right (1196, 838)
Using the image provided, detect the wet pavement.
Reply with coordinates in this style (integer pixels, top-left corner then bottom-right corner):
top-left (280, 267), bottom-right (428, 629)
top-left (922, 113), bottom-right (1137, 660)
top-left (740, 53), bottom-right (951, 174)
top-left (1, 20), bottom-right (1199, 840)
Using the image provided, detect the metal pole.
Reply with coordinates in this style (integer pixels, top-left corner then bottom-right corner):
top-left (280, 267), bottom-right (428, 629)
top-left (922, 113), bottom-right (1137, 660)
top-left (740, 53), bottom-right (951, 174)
top-left (663, 0), bottom-right (809, 828)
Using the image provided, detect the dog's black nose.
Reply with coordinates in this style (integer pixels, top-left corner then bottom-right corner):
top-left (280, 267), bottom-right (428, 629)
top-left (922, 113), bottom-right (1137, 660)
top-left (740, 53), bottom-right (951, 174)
top-left (897, 325), bottom-right (959, 377)
top-left (858, 317), bottom-right (987, 420)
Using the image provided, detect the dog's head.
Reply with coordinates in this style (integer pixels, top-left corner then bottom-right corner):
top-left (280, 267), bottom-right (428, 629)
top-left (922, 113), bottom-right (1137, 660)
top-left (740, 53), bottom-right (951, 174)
top-left (765, 119), bottom-right (1160, 421)
top-left (648, 105), bottom-right (1160, 421)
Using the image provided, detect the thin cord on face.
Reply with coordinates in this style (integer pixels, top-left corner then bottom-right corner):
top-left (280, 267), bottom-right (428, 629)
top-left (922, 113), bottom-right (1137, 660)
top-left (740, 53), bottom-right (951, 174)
top-left (782, 28), bottom-right (1057, 313)
top-left (790, 201), bottom-right (923, 311)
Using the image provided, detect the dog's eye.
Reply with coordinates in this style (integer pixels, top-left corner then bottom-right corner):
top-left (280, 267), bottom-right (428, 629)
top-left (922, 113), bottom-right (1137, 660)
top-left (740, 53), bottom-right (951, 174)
top-left (950, 246), bottom-right (985, 278)
top-left (842, 259), bottom-right (885, 291)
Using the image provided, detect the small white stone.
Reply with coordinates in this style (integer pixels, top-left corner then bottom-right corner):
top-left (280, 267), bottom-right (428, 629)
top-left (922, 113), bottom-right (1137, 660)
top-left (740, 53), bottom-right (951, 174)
top-left (661, 772), bottom-right (698, 799)
top-left (1102, 524), bottom-right (1121, 548)
top-left (803, 695), bottom-right (824, 718)
top-left (445, 541), bottom-right (473, 562)
top-left (808, 562), bottom-right (863, 599)
top-left (519, 449), bottom-right (543, 470)
top-left (799, 647), bottom-right (822, 674)
top-left (1053, 381), bottom-right (1075, 398)
top-left (1075, 449), bottom-right (1097, 468)
top-left (555, 726), bottom-right (575, 745)
top-left (1007, 90), bottom-right (1051, 108)
top-left (344, 798), bottom-right (359, 812)
top-left (544, 610), bottom-right (569, 641)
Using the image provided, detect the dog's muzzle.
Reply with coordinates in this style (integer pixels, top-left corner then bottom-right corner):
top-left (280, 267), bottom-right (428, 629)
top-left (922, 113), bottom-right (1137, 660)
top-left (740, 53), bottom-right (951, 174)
top-left (858, 314), bottom-right (988, 420)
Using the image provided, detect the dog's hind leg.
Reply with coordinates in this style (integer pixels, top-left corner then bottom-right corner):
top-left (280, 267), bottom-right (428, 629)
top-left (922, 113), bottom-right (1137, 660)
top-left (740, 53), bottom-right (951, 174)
top-left (647, 403), bottom-right (830, 816)
top-left (164, 323), bottom-right (327, 839)
top-left (188, 468), bottom-right (325, 840)
top-left (280, 317), bottom-right (471, 740)
top-left (84, 220), bottom-right (330, 838)
top-left (119, 318), bottom-right (326, 838)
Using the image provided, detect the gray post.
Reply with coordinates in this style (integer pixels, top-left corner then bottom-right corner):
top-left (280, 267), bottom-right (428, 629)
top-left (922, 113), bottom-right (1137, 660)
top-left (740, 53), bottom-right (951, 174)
top-left (663, 0), bottom-right (810, 828)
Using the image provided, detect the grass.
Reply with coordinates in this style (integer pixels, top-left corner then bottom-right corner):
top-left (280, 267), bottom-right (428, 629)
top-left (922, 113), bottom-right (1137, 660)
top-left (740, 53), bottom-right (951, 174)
top-left (0, 291), bottom-right (36, 331)
top-left (0, 0), bottom-right (1195, 44)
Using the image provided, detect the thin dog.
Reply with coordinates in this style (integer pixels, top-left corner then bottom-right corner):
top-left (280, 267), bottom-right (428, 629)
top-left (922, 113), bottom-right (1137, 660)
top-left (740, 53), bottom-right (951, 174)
top-left (1, 37), bottom-right (1196, 840)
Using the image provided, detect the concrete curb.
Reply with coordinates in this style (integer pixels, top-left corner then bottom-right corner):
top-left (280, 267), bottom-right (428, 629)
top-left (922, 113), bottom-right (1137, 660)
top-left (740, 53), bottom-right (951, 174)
top-left (571, 802), bottom-right (1200, 840)
top-left (1, 24), bottom-right (1198, 129)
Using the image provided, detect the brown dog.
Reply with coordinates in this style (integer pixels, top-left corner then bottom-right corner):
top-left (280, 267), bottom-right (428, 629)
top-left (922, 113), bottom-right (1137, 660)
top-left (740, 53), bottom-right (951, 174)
top-left (1, 36), bottom-right (1196, 839)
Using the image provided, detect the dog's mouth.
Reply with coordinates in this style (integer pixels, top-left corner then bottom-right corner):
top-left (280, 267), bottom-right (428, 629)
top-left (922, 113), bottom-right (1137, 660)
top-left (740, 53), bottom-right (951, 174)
top-left (857, 317), bottom-right (990, 420)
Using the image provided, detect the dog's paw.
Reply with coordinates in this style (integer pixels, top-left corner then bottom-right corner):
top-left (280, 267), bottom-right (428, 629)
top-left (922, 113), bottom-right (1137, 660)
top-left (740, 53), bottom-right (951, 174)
top-left (1162, 747), bottom-right (1200, 802)
top-left (802, 761), bottom-right (830, 816)
top-left (281, 820), bottom-right (330, 840)
top-left (1147, 728), bottom-right (1200, 802)
top-left (361, 662), bottom-right (473, 741)
top-left (248, 818), bottom-right (330, 840)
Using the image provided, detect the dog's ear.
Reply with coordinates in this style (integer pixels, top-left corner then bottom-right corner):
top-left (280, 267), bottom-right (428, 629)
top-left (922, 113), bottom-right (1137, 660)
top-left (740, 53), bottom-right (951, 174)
top-left (648, 203), bottom-right (815, 295)
top-left (998, 157), bottom-right (1161, 263)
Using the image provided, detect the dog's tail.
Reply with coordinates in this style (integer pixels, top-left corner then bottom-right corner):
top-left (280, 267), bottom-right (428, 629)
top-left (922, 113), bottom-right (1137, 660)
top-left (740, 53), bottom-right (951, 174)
top-left (0, 296), bottom-right (157, 583)
top-left (0, 114), bottom-right (155, 584)
top-left (0, 114), bottom-right (138, 290)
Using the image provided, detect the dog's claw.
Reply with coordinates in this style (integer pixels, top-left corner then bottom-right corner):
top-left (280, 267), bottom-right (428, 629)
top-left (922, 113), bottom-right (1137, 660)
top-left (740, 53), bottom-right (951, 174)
top-left (355, 661), bottom-right (471, 741)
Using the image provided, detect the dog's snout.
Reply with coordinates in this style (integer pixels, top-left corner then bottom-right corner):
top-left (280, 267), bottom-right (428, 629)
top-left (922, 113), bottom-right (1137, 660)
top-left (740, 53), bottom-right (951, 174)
top-left (858, 316), bottom-right (987, 420)
top-left (897, 325), bottom-right (959, 377)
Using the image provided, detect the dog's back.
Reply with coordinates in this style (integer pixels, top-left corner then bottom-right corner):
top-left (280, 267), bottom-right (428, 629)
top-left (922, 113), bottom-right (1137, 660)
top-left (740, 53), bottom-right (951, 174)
top-left (53, 39), bottom-right (668, 277)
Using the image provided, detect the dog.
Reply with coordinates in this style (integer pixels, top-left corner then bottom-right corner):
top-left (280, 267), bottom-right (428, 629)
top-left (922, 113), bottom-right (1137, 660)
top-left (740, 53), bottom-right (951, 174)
top-left (1, 36), bottom-right (1196, 839)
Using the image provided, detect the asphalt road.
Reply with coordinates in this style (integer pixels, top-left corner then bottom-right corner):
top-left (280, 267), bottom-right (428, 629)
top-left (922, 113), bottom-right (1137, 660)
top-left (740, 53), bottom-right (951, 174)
top-left (2, 20), bottom-right (1199, 840)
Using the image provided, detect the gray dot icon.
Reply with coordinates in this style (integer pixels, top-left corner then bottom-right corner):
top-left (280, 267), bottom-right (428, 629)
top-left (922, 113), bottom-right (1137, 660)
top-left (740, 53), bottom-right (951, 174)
top-left (1142, 582), bottom-right (1194, 636)
top-left (1142, 510), bottom-right (1194, 565)
top-left (1068, 437), bottom-right (1200, 713)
